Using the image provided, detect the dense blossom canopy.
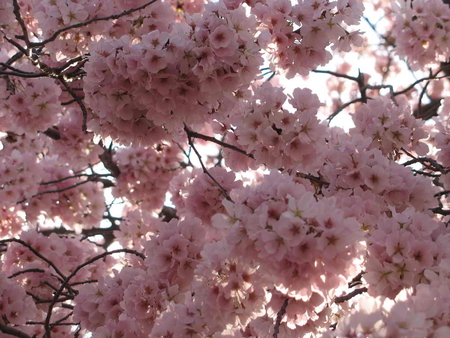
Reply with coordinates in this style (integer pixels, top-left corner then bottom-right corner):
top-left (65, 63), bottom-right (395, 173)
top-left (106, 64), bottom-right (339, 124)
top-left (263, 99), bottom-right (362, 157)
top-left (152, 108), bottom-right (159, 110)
top-left (0, 0), bottom-right (450, 337)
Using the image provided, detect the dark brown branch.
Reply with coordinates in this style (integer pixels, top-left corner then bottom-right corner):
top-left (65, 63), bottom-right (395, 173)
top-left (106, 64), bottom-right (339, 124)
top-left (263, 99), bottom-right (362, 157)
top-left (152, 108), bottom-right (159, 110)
top-left (401, 148), bottom-right (447, 172)
top-left (273, 298), bottom-right (289, 338)
top-left (348, 271), bottom-right (365, 288)
top-left (334, 287), bottom-right (368, 303)
top-left (69, 280), bottom-right (98, 287)
top-left (430, 207), bottom-right (450, 216)
top-left (0, 323), bottom-right (32, 338)
top-left (0, 70), bottom-right (48, 78)
top-left (0, 52), bottom-right (23, 70)
top-left (159, 206), bottom-right (178, 222)
top-left (61, 98), bottom-right (78, 106)
top-left (394, 75), bottom-right (450, 96)
top-left (32, 0), bottom-right (158, 47)
top-left (42, 128), bottom-right (61, 140)
top-left (40, 173), bottom-right (111, 186)
top-left (0, 63), bottom-right (35, 74)
top-left (38, 224), bottom-right (120, 240)
top-left (1, 34), bottom-right (27, 55)
top-left (435, 190), bottom-right (450, 197)
top-left (363, 84), bottom-right (397, 105)
top-left (12, 0), bottom-right (31, 47)
top-left (8, 268), bottom-right (46, 279)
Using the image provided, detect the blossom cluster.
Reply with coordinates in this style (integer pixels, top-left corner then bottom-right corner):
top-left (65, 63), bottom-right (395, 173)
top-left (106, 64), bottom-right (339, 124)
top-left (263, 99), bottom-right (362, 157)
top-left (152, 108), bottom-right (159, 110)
top-left (0, 270), bottom-right (40, 326)
top-left (1, 0), bottom-right (450, 336)
top-left (113, 144), bottom-right (181, 211)
top-left (364, 208), bottom-right (446, 299)
top-left (170, 167), bottom-right (242, 226)
top-left (0, 76), bottom-right (62, 135)
top-left (350, 97), bottom-right (429, 156)
top-left (24, 158), bottom-right (105, 232)
top-left (329, 271), bottom-right (450, 338)
top-left (114, 208), bottom-right (158, 252)
top-left (0, 1), bottom-right (16, 41)
top-left (0, 143), bottom-right (43, 207)
top-left (0, 206), bottom-right (24, 238)
top-left (225, 82), bottom-right (328, 172)
top-left (323, 131), bottom-right (437, 214)
top-left (48, 108), bottom-right (103, 171)
top-left (75, 218), bottom-right (206, 336)
top-left (392, 0), bottom-right (450, 70)
top-left (250, 0), bottom-right (364, 77)
top-left (210, 171), bottom-right (363, 334)
top-left (29, 0), bottom-right (115, 61)
top-left (84, 2), bottom-right (263, 145)
top-left (3, 231), bottom-right (115, 306)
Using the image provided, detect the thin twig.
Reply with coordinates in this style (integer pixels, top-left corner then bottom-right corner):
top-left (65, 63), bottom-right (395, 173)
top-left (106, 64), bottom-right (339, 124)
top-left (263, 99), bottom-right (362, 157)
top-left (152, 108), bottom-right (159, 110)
top-left (185, 126), bottom-right (253, 158)
top-left (327, 97), bottom-right (365, 123)
top-left (58, 76), bottom-right (88, 132)
top-left (17, 179), bottom-right (91, 204)
top-left (184, 125), bottom-right (233, 202)
top-left (393, 74), bottom-right (450, 96)
top-left (40, 173), bottom-right (111, 186)
top-left (430, 207), bottom-right (450, 216)
top-left (312, 69), bottom-right (359, 82)
top-left (401, 148), bottom-right (447, 172)
top-left (7, 268), bottom-right (46, 279)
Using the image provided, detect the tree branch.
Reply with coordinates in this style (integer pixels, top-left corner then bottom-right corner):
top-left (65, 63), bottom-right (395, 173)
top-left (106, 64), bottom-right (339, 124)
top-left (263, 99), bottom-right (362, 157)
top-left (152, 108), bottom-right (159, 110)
top-left (334, 287), bottom-right (368, 304)
top-left (273, 298), bottom-right (289, 338)
top-left (0, 323), bottom-right (32, 338)
top-left (12, 0), bottom-right (31, 48)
